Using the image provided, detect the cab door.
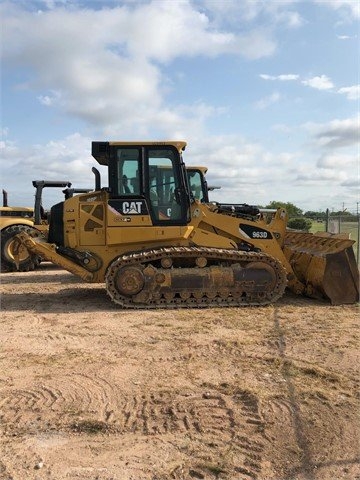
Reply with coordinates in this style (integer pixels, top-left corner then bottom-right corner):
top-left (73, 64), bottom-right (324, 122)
top-left (146, 146), bottom-right (189, 225)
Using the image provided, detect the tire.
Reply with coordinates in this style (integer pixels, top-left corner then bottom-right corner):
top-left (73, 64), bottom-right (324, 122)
top-left (1, 225), bottom-right (41, 272)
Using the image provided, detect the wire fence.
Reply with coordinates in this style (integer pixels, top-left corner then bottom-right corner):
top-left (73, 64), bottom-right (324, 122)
top-left (328, 215), bottom-right (359, 265)
top-left (306, 211), bottom-right (360, 265)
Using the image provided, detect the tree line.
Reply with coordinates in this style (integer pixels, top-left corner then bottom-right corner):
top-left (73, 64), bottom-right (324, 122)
top-left (261, 201), bottom-right (359, 232)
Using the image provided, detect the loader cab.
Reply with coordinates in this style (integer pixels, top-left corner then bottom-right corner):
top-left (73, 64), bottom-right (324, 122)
top-left (92, 141), bottom-right (191, 225)
top-left (186, 167), bottom-right (209, 203)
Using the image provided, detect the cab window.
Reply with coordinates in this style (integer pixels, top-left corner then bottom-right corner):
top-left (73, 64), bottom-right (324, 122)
top-left (187, 170), bottom-right (204, 202)
top-left (147, 148), bottom-right (183, 222)
top-left (115, 148), bottom-right (140, 196)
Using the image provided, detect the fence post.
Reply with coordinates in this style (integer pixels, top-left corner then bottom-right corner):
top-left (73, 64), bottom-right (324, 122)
top-left (357, 214), bottom-right (360, 265)
top-left (326, 208), bottom-right (329, 232)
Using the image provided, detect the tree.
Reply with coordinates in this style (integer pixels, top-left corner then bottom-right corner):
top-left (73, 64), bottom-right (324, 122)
top-left (331, 210), bottom-right (351, 217)
top-left (287, 217), bottom-right (312, 232)
top-left (265, 201), bottom-right (303, 217)
top-left (304, 210), bottom-right (326, 221)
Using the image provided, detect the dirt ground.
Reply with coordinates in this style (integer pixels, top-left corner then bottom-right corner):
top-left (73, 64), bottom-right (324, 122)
top-left (0, 264), bottom-right (359, 480)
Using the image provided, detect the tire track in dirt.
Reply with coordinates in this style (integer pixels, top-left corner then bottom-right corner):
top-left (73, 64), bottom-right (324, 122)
top-left (116, 388), bottom-right (265, 479)
top-left (271, 306), bottom-right (316, 480)
top-left (0, 380), bottom-right (267, 479)
top-left (0, 373), bottom-right (119, 434)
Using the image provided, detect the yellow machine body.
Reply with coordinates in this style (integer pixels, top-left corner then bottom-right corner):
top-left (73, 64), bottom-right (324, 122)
top-left (13, 141), bottom-right (359, 307)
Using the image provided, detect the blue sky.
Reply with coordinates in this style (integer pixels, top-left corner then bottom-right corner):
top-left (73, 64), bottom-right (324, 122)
top-left (1, 0), bottom-right (359, 212)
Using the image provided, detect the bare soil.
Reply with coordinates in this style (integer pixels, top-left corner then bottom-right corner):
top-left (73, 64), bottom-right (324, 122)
top-left (0, 264), bottom-right (359, 480)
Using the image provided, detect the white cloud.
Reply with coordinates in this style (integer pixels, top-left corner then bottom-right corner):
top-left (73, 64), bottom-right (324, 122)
top-left (1, 126), bottom-right (357, 212)
top-left (316, 118), bottom-right (359, 149)
top-left (315, 0), bottom-right (360, 20)
top-left (0, 132), bottom-right (109, 206)
top-left (37, 90), bottom-right (62, 106)
top-left (1, 1), bottom-right (358, 213)
top-left (282, 117), bottom-right (359, 206)
top-left (304, 117), bottom-right (359, 149)
top-left (1, 139), bottom-right (18, 158)
top-left (2, 132), bottom-right (94, 179)
top-left (0, 0), bottom-right (278, 135)
top-left (302, 75), bottom-right (334, 90)
top-left (1, 128), bottom-right (296, 207)
top-left (341, 178), bottom-right (359, 188)
top-left (294, 168), bottom-right (349, 186)
top-left (261, 72), bottom-right (341, 95)
top-left (1, 127), bottom-right (10, 139)
top-left (254, 92), bottom-right (281, 109)
top-left (317, 152), bottom-right (357, 169)
top-left (200, 0), bottom-right (305, 29)
top-left (336, 34), bottom-right (357, 39)
top-left (271, 124), bottom-right (293, 134)
top-left (338, 85), bottom-right (360, 100)
top-left (260, 73), bottom-right (299, 81)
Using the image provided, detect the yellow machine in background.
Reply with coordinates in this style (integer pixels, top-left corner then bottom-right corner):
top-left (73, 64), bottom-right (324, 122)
top-left (14, 141), bottom-right (359, 307)
top-left (1, 181), bottom-right (93, 272)
top-left (1, 181), bottom-right (71, 271)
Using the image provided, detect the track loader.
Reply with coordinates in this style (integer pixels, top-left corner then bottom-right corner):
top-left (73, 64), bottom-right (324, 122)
top-left (13, 141), bottom-right (359, 307)
top-left (1, 181), bottom-right (72, 271)
top-left (1, 181), bottom-right (93, 272)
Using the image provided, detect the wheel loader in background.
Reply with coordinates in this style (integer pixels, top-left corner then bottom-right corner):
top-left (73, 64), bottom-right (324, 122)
top-left (13, 141), bottom-right (359, 307)
top-left (1, 181), bottom-right (92, 272)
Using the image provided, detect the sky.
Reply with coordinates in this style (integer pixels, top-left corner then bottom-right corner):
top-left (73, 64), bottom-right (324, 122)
top-left (1, 0), bottom-right (359, 213)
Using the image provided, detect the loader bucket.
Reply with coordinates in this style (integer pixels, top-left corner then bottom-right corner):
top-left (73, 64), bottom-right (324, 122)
top-left (283, 231), bottom-right (359, 305)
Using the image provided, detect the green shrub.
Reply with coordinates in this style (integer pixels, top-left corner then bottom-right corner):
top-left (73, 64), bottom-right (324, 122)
top-left (288, 217), bottom-right (312, 232)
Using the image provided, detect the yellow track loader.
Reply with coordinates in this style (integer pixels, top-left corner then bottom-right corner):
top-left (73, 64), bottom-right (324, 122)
top-left (1, 181), bottom-right (72, 271)
top-left (13, 141), bottom-right (359, 307)
top-left (0, 181), bottom-right (92, 272)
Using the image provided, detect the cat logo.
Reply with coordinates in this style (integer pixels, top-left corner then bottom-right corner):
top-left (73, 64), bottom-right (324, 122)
top-left (122, 201), bottom-right (143, 214)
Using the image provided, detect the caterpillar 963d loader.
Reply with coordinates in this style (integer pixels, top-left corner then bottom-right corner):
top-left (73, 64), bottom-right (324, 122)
top-left (14, 141), bottom-right (359, 308)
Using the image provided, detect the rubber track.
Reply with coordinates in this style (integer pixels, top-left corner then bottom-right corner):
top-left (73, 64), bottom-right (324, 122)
top-left (106, 246), bottom-right (288, 309)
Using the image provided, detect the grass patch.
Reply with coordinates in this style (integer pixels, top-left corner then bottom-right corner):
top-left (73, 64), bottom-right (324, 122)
top-left (310, 221), bottom-right (326, 233)
top-left (310, 220), bottom-right (359, 260)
